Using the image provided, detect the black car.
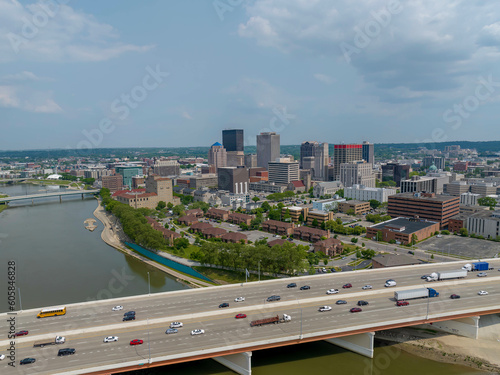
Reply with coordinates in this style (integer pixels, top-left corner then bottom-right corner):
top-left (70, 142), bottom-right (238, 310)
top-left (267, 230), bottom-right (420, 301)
top-left (287, 283), bottom-right (297, 288)
top-left (421, 275), bottom-right (429, 279)
top-left (267, 295), bottom-right (281, 302)
top-left (300, 285), bottom-right (311, 290)
top-left (450, 294), bottom-right (461, 299)
top-left (357, 300), bottom-right (369, 306)
top-left (123, 315), bottom-right (135, 321)
top-left (124, 311), bottom-right (136, 316)
top-left (20, 358), bottom-right (36, 365)
top-left (58, 348), bottom-right (76, 356)
top-left (336, 300), bottom-right (347, 305)
top-left (408, 251), bottom-right (414, 255)
top-left (219, 303), bottom-right (229, 308)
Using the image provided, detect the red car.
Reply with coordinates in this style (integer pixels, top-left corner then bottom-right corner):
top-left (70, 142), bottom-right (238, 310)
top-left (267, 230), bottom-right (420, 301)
top-left (130, 339), bottom-right (143, 346)
top-left (235, 314), bottom-right (247, 319)
top-left (15, 330), bottom-right (29, 337)
top-left (396, 301), bottom-right (409, 306)
top-left (350, 307), bottom-right (362, 313)
top-left (343, 283), bottom-right (352, 289)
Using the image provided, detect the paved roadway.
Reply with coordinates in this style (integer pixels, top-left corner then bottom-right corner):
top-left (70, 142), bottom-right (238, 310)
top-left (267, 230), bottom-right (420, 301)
top-left (1, 259), bottom-right (500, 374)
top-left (0, 190), bottom-right (99, 203)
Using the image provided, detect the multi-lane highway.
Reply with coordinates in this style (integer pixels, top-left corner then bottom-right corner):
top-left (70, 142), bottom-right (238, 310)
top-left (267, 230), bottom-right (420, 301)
top-left (1, 258), bottom-right (500, 374)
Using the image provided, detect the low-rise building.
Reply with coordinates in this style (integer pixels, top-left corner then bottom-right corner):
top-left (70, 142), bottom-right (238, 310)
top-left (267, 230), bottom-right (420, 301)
top-left (190, 222), bottom-right (213, 233)
top-left (293, 226), bottom-right (329, 242)
top-left (448, 215), bottom-right (467, 233)
top-left (460, 192), bottom-right (480, 206)
top-left (312, 197), bottom-right (346, 211)
top-left (185, 208), bottom-right (204, 217)
top-left (372, 254), bottom-right (422, 268)
top-left (281, 206), bottom-right (309, 222)
top-left (228, 212), bottom-right (254, 226)
top-left (249, 181), bottom-right (286, 193)
top-left (221, 232), bottom-right (247, 244)
top-left (306, 210), bottom-right (334, 226)
top-left (338, 200), bottom-right (370, 215)
top-left (313, 238), bottom-right (343, 257)
top-left (206, 207), bottom-right (229, 221)
top-left (261, 220), bottom-right (295, 236)
top-left (201, 227), bottom-right (227, 239)
top-left (366, 217), bottom-right (440, 245)
top-left (467, 210), bottom-right (500, 239)
top-left (178, 215), bottom-right (199, 226)
top-left (287, 180), bottom-right (306, 193)
top-left (313, 181), bottom-right (343, 198)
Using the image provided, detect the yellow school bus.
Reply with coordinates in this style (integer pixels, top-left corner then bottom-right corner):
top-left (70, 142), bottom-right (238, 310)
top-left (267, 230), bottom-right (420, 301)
top-left (37, 306), bottom-right (66, 318)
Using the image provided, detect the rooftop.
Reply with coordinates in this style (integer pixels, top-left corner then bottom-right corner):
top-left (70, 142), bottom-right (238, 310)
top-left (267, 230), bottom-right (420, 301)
top-left (372, 253), bottom-right (421, 267)
top-left (392, 193), bottom-right (459, 202)
top-left (369, 217), bottom-right (439, 233)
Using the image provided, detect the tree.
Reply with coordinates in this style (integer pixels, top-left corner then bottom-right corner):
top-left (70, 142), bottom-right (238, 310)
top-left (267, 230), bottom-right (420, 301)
top-left (459, 227), bottom-right (468, 237)
top-left (156, 201), bottom-right (166, 210)
top-left (351, 237), bottom-right (358, 244)
top-left (298, 214), bottom-right (304, 222)
top-left (369, 199), bottom-right (381, 210)
top-left (172, 205), bottom-right (185, 217)
top-left (346, 209), bottom-right (355, 216)
top-left (164, 223), bottom-right (169, 229)
top-left (252, 196), bottom-right (260, 203)
top-left (167, 202), bottom-right (174, 209)
top-left (336, 189), bottom-right (344, 198)
top-left (478, 197), bottom-right (497, 209)
top-left (312, 218), bottom-right (319, 227)
top-left (261, 201), bottom-right (271, 212)
top-left (174, 237), bottom-right (189, 250)
top-left (375, 231), bottom-right (383, 241)
top-left (411, 234), bottom-right (418, 246)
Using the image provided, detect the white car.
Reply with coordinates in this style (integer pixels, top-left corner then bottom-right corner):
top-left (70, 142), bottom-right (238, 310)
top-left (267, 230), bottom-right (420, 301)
top-left (103, 336), bottom-right (118, 343)
top-left (326, 289), bottom-right (339, 295)
top-left (478, 290), bottom-right (489, 295)
top-left (362, 285), bottom-right (372, 290)
top-left (0, 354), bottom-right (5, 361)
top-left (170, 322), bottom-right (183, 328)
top-left (234, 297), bottom-right (245, 302)
top-left (112, 306), bottom-right (123, 311)
top-left (477, 272), bottom-right (488, 277)
top-left (319, 306), bottom-right (332, 312)
top-left (191, 329), bottom-right (205, 335)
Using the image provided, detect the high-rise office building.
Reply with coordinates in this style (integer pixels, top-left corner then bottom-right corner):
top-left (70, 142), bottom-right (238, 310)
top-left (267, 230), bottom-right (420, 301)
top-left (268, 158), bottom-right (299, 185)
top-left (152, 159), bottom-right (180, 176)
top-left (339, 161), bottom-right (376, 188)
top-left (244, 154), bottom-right (257, 168)
top-left (362, 141), bottom-right (374, 165)
top-left (208, 142), bottom-right (227, 170)
top-left (333, 144), bottom-right (362, 180)
top-left (300, 141), bottom-right (329, 181)
top-left (217, 166), bottom-right (249, 194)
top-left (222, 129), bottom-right (244, 152)
top-left (423, 156), bottom-right (445, 170)
top-left (257, 132), bottom-right (280, 169)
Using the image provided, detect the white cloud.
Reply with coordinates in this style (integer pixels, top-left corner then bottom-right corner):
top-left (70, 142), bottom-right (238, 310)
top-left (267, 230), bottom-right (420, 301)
top-left (238, 0), bottom-right (500, 99)
top-left (314, 73), bottom-right (335, 84)
top-left (182, 110), bottom-right (193, 120)
top-left (0, 85), bottom-right (62, 113)
top-left (0, 0), bottom-right (153, 62)
top-left (2, 71), bottom-right (42, 81)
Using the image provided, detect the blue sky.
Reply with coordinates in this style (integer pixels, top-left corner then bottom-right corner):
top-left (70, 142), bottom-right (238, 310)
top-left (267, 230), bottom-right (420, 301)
top-left (1, 0), bottom-right (500, 150)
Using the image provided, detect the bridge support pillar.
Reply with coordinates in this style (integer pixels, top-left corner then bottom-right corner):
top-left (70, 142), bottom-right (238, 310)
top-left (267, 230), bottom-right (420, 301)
top-left (423, 316), bottom-right (480, 339)
top-left (325, 332), bottom-right (375, 358)
top-left (59, 195), bottom-right (62, 203)
top-left (213, 351), bottom-right (252, 375)
top-left (81, 193), bottom-right (84, 200)
top-left (32, 199), bottom-right (34, 206)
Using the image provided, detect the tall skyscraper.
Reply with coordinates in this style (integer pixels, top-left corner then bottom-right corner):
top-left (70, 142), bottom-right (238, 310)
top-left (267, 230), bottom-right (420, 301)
top-left (362, 141), bottom-right (374, 165)
top-left (222, 129), bottom-right (244, 152)
top-left (257, 132), bottom-right (280, 169)
top-left (333, 144), bottom-right (362, 180)
top-left (300, 141), bottom-right (329, 181)
top-left (217, 166), bottom-right (249, 193)
top-left (339, 161), bottom-right (376, 188)
top-left (208, 142), bottom-right (227, 170)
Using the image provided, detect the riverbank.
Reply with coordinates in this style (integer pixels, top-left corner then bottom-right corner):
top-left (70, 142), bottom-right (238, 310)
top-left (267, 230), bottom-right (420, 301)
top-left (92, 198), bottom-right (213, 288)
top-left (375, 318), bottom-right (500, 373)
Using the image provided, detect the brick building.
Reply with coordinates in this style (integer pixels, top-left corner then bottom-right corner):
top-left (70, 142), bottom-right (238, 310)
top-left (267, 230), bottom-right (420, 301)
top-left (366, 217), bottom-right (440, 245)
top-left (338, 200), bottom-right (370, 215)
top-left (228, 212), bottom-right (254, 226)
top-left (293, 226), bottom-right (329, 242)
top-left (221, 232), bottom-right (247, 244)
top-left (261, 220), bottom-right (294, 236)
top-left (206, 207), bottom-right (230, 221)
top-left (313, 238), bottom-right (343, 257)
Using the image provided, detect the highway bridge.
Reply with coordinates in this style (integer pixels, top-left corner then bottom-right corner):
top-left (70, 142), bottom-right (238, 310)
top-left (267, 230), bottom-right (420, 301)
top-left (0, 189), bottom-right (99, 205)
top-left (1, 258), bottom-right (499, 375)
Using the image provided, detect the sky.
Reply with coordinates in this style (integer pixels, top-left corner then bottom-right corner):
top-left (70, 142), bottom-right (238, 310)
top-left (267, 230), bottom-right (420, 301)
top-left (1, 0), bottom-right (500, 151)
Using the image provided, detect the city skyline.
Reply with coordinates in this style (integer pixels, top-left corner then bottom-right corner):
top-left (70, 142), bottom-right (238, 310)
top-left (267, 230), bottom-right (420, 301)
top-left (1, 1), bottom-right (500, 151)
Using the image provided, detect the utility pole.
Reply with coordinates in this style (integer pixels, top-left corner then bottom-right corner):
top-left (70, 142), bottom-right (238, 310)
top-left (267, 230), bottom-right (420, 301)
top-left (258, 260), bottom-right (261, 283)
top-left (147, 272), bottom-right (151, 296)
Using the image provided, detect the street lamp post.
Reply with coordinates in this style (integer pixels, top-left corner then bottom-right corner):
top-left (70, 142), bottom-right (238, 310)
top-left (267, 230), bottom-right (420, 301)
top-left (18, 287), bottom-right (23, 312)
top-left (147, 272), bottom-right (151, 296)
top-left (258, 260), bottom-right (261, 283)
top-left (147, 318), bottom-right (151, 364)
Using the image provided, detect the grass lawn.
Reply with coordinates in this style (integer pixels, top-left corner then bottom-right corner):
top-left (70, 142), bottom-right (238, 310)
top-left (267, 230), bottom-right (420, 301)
top-left (27, 179), bottom-right (72, 185)
top-left (193, 266), bottom-right (276, 284)
top-left (0, 205), bottom-right (7, 213)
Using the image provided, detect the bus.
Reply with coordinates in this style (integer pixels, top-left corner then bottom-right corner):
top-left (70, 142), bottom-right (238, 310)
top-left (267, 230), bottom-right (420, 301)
top-left (37, 306), bottom-right (66, 318)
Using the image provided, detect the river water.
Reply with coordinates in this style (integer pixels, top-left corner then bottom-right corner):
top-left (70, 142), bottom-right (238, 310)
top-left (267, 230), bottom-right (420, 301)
top-left (0, 183), bottom-right (487, 375)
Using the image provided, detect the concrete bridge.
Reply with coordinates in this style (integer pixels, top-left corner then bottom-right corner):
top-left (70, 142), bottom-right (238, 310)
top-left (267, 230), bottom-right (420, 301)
top-left (0, 189), bottom-right (99, 205)
top-left (1, 258), bottom-right (499, 374)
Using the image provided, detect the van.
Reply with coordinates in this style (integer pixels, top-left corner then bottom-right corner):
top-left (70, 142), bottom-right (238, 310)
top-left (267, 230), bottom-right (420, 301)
top-left (385, 280), bottom-right (397, 287)
top-left (58, 348), bottom-right (75, 356)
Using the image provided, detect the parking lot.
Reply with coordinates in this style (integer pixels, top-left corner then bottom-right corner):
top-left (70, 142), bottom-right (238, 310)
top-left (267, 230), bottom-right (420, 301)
top-left (419, 235), bottom-right (500, 259)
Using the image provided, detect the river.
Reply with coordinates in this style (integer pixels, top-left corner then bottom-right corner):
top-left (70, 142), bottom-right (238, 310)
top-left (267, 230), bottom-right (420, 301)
top-left (0, 183), bottom-right (488, 375)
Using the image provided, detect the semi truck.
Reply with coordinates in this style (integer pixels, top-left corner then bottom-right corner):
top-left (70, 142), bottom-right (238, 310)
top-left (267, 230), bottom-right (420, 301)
top-left (426, 269), bottom-right (467, 282)
top-left (462, 262), bottom-right (491, 272)
top-left (33, 336), bottom-right (65, 348)
top-left (394, 288), bottom-right (439, 301)
top-left (250, 314), bottom-right (291, 327)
